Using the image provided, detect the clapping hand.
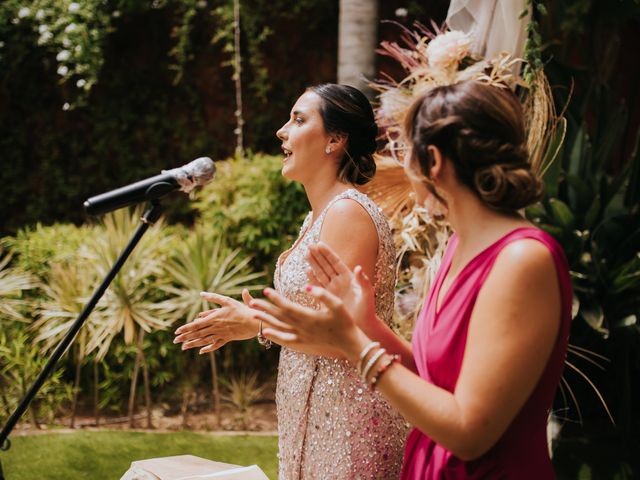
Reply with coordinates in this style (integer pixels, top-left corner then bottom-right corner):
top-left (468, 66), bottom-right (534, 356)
top-left (306, 241), bottom-right (377, 328)
top-left (249, 242), bottom-right (375, 357)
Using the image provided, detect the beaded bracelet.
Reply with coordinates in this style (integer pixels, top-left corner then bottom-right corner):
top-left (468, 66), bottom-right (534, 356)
top-left (360, 348), bottom-right (386, 384)
top-left (356, 341), bottom-right (380, 374)
top-left (257, 319), bottom-right (272, 349)
top-left (369, 354), bottom-right (400, 390)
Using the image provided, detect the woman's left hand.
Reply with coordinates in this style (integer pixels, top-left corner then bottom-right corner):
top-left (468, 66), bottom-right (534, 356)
top-left (174, 289), bottom-right (258, 354)
top-left (306, 242), bottom-right (377, 329)
top-left (250, 285), bottom-right (367, 362)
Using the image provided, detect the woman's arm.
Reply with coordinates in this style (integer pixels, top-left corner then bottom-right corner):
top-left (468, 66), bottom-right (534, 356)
top-left (255, 239), bottom-right (562, 460)
top-left (369, 239), bottom-right (561, 459)
top-left (177, 199), bottom-right (405, 360)
top-left (306, 241), bottom-right (415, 370)
top-left (174, 200), bottom-right (375, 358)
top-left (174, 289), bottom-right (346, 357)
top-left (174, 290), bottom-right (260, 353)
top-left (249, 198), bottom-right (381, 358)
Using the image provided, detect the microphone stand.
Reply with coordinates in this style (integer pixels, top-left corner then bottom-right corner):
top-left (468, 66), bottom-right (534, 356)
top-left (0, 201), bottom-right (163, 480)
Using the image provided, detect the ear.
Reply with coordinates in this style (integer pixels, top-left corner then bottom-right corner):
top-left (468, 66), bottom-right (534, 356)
top-left (427, 145), bottom-right (445, 181)
top-left (327, 132), bottom-right (347, 153)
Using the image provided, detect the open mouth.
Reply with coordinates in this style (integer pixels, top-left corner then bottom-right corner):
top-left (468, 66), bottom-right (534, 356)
top-left (282, 146), bottom-right (292, 159)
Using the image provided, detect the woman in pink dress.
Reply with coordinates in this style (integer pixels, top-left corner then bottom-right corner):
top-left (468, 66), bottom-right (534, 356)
top-left (251, 80), bottom-right (572, 479)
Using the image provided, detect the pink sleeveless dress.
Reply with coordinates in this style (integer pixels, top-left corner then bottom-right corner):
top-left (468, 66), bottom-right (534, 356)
top-left (401, 227), bottom-right (572, 480)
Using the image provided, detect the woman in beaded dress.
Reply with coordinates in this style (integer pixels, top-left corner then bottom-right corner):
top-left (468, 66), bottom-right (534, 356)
top-left (174, 84), bottom-right (407, 479)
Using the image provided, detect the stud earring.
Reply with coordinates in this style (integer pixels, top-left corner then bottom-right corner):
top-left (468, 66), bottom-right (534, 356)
top-left (325, 146), bottom-right (332, 154)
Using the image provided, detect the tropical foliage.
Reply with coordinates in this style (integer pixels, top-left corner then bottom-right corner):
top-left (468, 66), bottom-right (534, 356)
top-left (0, 153), bottom-right (288, 428)
top-left (525, 1), bottom-right (640, 476)
top-left (0, 330), bottom-right (72, 428)
top-left (0, 2), bottom-right (638, 476)
top-left (158, 225), bottom-right (266, 425)
top-left (160, 228), bottom-right (266, 323)
top-left (0, 0), bottom-right (339, 234)
top-left (0, 251), bottom-right (36, 323)
top-left (194, 153), bottom-right (309, 272)
top-left (221, 371), bottom-right (269, 430)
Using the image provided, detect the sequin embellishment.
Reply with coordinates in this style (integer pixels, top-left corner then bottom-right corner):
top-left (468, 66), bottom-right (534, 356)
top-left (274, 189), bottom-right (408, 479)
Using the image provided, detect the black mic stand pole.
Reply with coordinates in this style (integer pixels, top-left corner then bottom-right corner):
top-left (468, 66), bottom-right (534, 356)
top-left (0, 201), bottom-right (163, 480)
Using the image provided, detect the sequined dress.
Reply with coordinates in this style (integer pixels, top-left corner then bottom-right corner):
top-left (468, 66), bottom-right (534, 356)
top-left (274, 189), bottom-right (408, 480)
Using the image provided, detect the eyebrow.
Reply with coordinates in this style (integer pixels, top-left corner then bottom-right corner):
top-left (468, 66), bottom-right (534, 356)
top-left (291, 110), bottom-right (306, 116)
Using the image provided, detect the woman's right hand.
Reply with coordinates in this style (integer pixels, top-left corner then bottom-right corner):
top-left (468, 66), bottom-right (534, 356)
top-left (173, 289), bottom-right (259, 354)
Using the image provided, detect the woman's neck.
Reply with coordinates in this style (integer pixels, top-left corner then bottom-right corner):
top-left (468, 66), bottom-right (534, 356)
top-left (303, 177), bottom-right (352, 221)
top-left (446, 188), bottom-right (529, 254)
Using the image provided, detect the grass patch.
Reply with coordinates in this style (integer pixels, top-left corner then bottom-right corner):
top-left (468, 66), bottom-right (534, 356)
top-left (0, 431), bottom-right (278, 479)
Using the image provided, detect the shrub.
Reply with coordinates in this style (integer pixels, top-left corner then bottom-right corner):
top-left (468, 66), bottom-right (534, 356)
top-left (2, 223), bottom-right (91, 279)
top-left (194, 152), bottom-right (309, 277)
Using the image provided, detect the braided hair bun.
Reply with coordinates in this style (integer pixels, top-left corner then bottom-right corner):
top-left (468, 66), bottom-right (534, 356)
top-left (405, 81), bottom-right (543, 211)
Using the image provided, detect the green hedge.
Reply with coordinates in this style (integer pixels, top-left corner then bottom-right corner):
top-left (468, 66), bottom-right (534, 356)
top-left (0, 152), bottom-right (306, 422)
top-left (0, 0), bottom-right (339, 234)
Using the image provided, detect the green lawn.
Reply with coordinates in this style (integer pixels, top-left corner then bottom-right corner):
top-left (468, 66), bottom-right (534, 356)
top-left (0, 431), bottom-right (278, 479)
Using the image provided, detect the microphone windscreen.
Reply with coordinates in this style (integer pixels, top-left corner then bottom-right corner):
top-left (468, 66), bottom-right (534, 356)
top-left (164, 157), bottom-right (216, 193)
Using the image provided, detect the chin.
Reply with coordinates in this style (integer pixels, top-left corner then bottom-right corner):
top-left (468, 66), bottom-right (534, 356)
top-left (281, 163), bottom-right (296, 181)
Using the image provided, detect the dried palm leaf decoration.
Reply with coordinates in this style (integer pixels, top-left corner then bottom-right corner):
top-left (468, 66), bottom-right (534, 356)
top-left (359, 22), bottom-right (563, 336)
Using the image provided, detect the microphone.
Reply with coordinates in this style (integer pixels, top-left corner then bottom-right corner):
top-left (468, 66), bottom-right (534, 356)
top-left (84, 157), bottom-right (216, 216)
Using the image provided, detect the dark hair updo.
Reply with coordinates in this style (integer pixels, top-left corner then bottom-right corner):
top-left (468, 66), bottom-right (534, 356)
top-left (404, 80), bottom-right (543, 211)
top-left (309, 83), bottom-right (378, 185)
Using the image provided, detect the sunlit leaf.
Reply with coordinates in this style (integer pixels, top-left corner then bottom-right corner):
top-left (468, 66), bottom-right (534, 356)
top-left (549, 198), bottom-right (575, 230)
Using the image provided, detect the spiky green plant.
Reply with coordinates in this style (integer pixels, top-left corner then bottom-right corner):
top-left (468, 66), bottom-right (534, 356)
top-left (80, 207), bottom-right (174, 428)
top-left (0, 251), bottom-right (37, 323)
top-left (160, 228), bottom-right (266, 321)
top-left (158, 226), bottom-right (266, 425)
top-left (82, 207), bottom-right (172, 358)
top-left (0, 330), bottom-right (72, 428)
top-left (31, 262), bottom-right (104, 427)
top-left (221, 371), bottom-right (268, 430)
top-left (32, 262), bottom-right (102, 353)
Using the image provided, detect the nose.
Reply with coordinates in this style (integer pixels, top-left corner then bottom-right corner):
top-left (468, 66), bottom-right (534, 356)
top-left (276, 123), bottom-right (288, 141)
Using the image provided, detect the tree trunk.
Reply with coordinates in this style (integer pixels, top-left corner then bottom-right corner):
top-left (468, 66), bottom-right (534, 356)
top-left (180, 386), bottom-right (190, 429)
top-left (29, 404), bottom-right (40, 429)
top-left (232, 0), bottom-right (244, 157)
top-left (93, 359), bottom-right (100, 427)
top-left (139, 330), bottom-right (153, 429)
top-left (22, 378), bottom-right (40, 429)
top-left (127, 330), bottom-right (144, 428)
top-left (208, 351), bottom-right (221, 427)
top-left (337, 0), bottom-right (379, 96)
top-left (70, 347), bottom-right (82, 428)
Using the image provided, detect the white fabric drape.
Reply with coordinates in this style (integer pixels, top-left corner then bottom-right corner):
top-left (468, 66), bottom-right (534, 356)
top-left (446, 0), bottom-right (530, 59)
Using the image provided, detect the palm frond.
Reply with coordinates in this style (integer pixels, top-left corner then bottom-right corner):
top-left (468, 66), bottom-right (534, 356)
top-left (158, 227), bottom-right (266, 323)
top-left (565, 360), bottom-right (615, 425)
top-left (0, 251), bottom-right (38, 323)
top-left (32, 262), bottom-right (103, 356)
top-left (560, 375), bottom-right (583, 425)
top-left (78, 207), bottom-right (173, 359)
top-left (566, 344), bottom-right (609, 370)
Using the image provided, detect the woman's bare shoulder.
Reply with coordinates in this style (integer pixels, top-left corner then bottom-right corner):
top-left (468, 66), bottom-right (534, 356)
top-left (319, 197), bottom-right (378, 269)
top-left (321, 198), bottom-right (377, 237)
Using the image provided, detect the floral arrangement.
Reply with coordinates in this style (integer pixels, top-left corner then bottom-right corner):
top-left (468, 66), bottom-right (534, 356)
top-left (1, 0), bottom-right (115, 108)
top-left (360, 23), bottom-right (563, 337)
top-left (0, 0), bottom-right (210, 109)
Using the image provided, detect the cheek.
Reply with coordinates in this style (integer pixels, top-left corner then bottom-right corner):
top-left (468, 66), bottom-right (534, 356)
top-left (404, 161), bottom-right (427, 201)
top-left (410, 177), bottom-right (430, 204)
top-left (290, 129), bottom-right (309, 150)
